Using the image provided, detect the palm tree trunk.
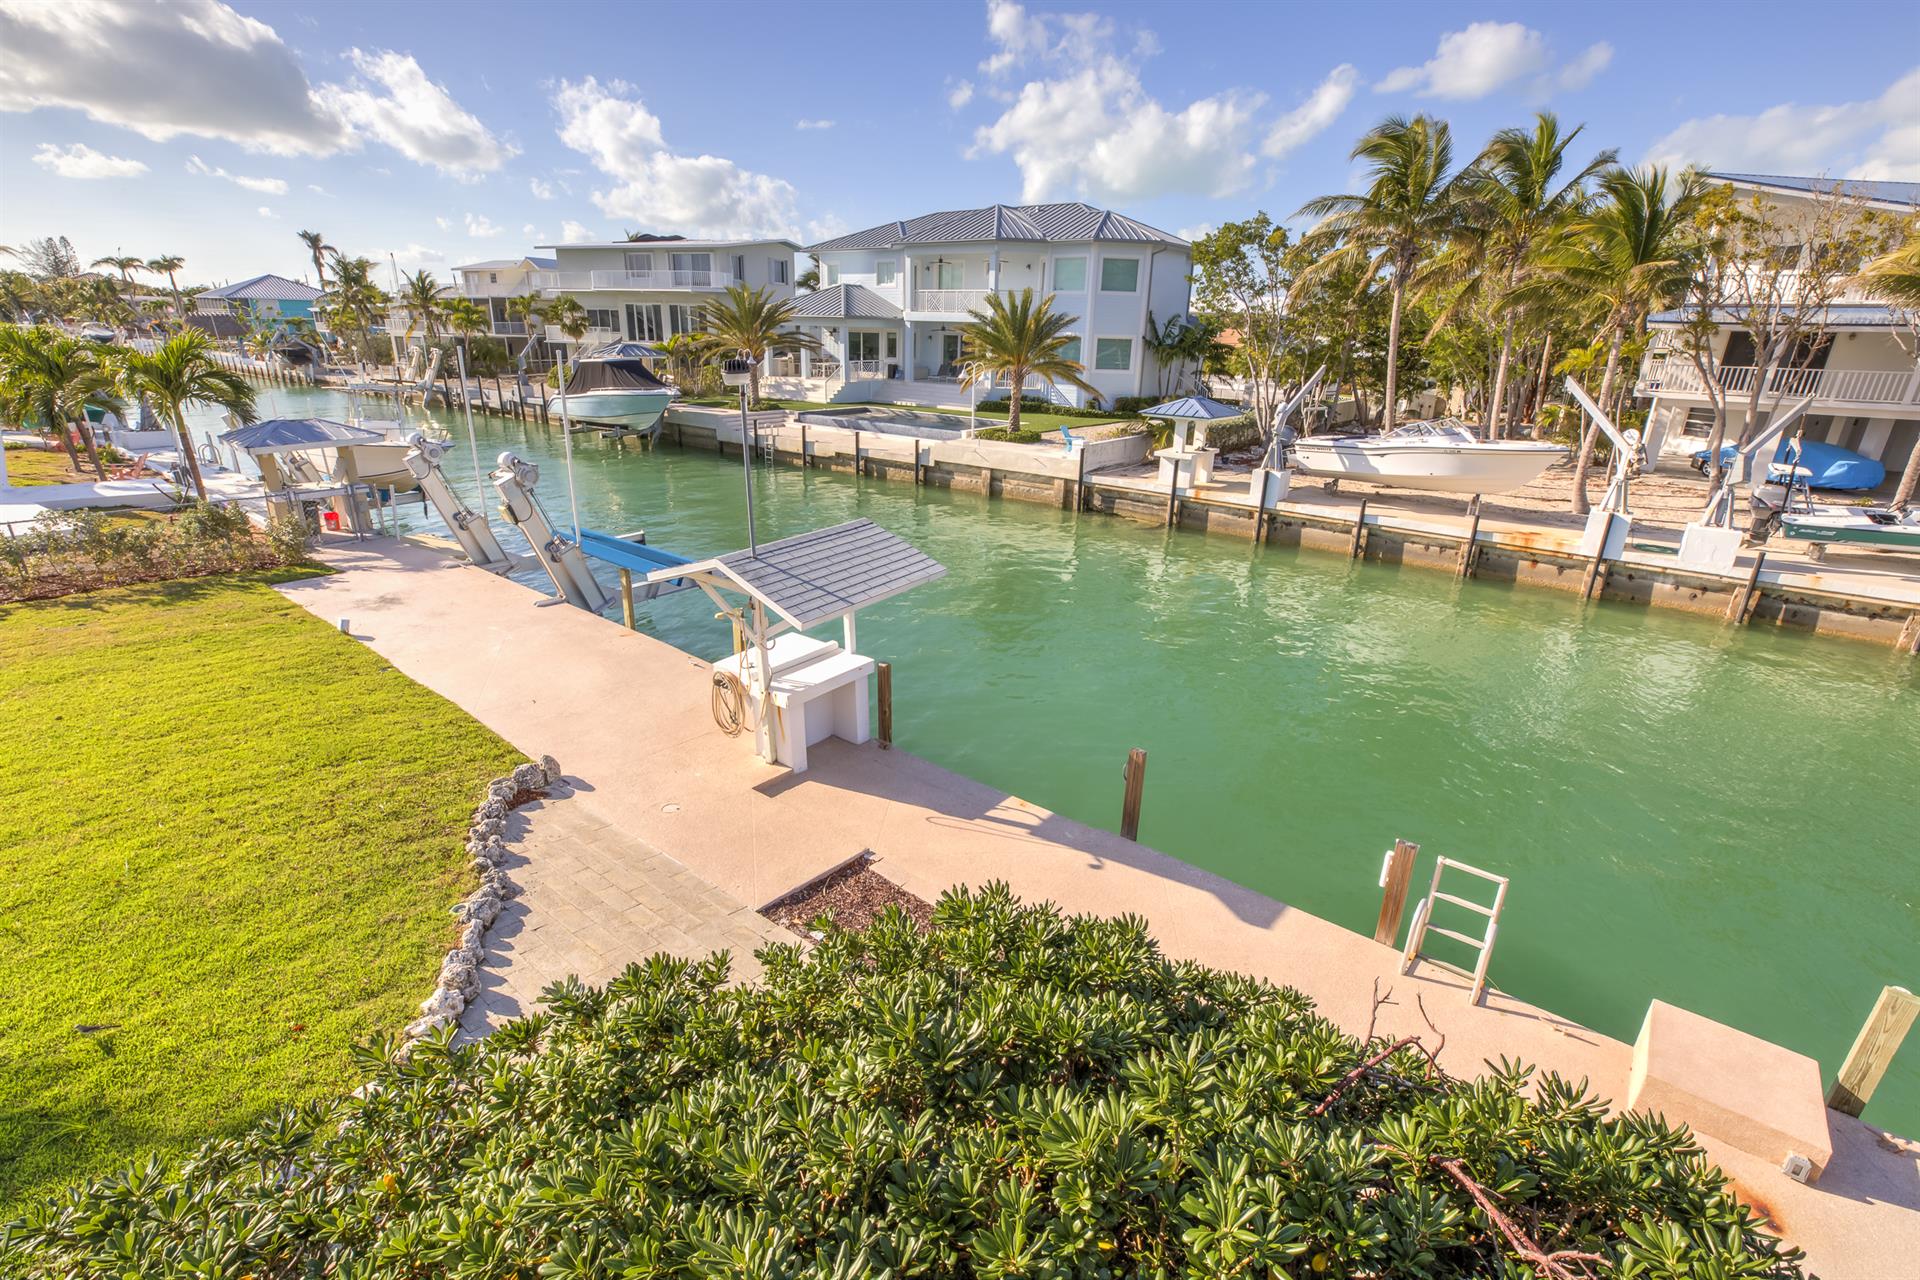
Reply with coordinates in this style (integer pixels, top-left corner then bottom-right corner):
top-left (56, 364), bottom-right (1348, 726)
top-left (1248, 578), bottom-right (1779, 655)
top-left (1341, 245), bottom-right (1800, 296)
top-left (78, 420), bottom-right (106, 479)
top-left (1383, 277), bottom-right (1405, 431)
top-left (1531, 333), bottom-right (1554, 439)
top-left (1488, 317), bottom-right (1517, 438)
top-left (1568, 328), bottom-right (1623, 516)
top-left (1008, 372), bottom-right (1024, 432)
top-left (51, 412), bottom-right (83, 471)
top-left (170, 407), bottom-right (208, 500)
top-left (1892, 435), bottom-right (1919, 509)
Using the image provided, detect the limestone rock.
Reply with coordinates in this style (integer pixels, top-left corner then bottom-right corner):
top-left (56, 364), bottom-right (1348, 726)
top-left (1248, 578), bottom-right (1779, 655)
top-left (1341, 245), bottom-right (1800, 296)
top-left (539, 754), bottom-right (563, 784)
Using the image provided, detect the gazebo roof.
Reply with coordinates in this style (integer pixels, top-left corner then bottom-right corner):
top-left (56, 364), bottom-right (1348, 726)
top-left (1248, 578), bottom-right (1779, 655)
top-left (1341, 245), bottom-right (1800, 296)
top-left (218, 418), bottom-right (385, 455)
top-left (1141, 396), bottom-right (1244, 421)
top-left (645, 518), bottom-right (945, 630)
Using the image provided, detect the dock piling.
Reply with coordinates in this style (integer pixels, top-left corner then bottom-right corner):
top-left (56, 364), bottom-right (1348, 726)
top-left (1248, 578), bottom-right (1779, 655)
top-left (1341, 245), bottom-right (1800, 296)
top-left (1374, 839), bottom-right (1420, 946)
top-left (1827, 985), bottom-right (1918, 1116)
top-left (1119, 747), bottom-right (1147, 840)
top-left (1348, 498), bottom-right (1368, 559)
top-left (1726, 551), bottom-right (1767, 625)
top-left (1895, 611), bottom-right (1920, 654)
top-left (1456, 495), bottom-right (1483, 578)
top-left (877, 662), bottom-right (893, 749)
top-left (619, 568), bottom-right (636, 631)
top-left (1579, 513), bottom-right (1614, 600)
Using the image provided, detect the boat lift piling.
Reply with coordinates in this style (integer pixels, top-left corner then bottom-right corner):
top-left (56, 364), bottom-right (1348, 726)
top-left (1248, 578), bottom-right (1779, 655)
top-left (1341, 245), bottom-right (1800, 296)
top-left (490, 451), bottom-right (609, 612)
top-left (403, 434), bottom-right (512, 574)
top-left (1564, 376), bottom-right (1645, 596)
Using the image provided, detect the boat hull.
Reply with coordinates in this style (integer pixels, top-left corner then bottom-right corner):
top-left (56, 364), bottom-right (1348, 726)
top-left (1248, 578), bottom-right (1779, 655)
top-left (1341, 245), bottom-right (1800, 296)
top-left (1777, 513), bottom-right (1920, 549)
top-left (554, 389), bottom-right (673, 431)
top-left (1290, 438), bottom-right (1566, 494)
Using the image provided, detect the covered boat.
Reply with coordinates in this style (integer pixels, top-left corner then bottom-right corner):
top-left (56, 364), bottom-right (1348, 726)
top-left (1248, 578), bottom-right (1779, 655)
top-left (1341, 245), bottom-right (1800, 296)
top-left (554, 342), bottom-right (675, 433)
top-left (1288, 418), bottom-right (1567, 495)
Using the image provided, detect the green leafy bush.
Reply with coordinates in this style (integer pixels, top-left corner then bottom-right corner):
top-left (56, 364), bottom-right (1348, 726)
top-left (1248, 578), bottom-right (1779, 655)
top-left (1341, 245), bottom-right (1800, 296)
top-left (983, 395), bottom-right (1127, 420)
top-left (0, 502), bottom-right (313, 602)
top-left (976, 426), bottom-right (1048, 443)
top-left (2, 887), bottom-right (1802, 1278)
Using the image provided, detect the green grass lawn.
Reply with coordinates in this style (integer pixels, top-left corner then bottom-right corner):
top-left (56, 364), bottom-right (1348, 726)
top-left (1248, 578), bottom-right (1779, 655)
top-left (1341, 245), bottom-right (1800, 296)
top-left (4, 445), bottom-right (87, 486)
top-left (0, 572), bottom-right (520, 1209)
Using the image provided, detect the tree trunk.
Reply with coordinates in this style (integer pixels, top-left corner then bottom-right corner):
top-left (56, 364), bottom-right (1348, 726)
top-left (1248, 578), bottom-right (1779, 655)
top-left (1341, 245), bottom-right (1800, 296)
top-left (1530, 333), bottom-right (1554, 439)
top-left (51, 412), bottom-right (83, 471)
top-left (79, 419), bottom-right (106, 479)
top-left (1893, 433), bottom-right (1920, 509)
top-left (172, 412), bottom-right (208, 500)
top-left (1008, 372), bottom-right (1024, 432)
top-left (1568, 328), bottom-right (1623, 516)
top-left (1488, 317), bottom-right (1517, 438)
top-left (1383, 277), bottom-right (1405, 431)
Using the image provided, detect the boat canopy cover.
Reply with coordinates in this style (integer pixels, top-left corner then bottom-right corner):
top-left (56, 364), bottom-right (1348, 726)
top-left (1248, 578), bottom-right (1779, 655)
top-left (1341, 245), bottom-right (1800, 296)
top-left (218, 417), bottom-right (385, 455)
top-left (566, 351), bottom-right (669, 393)
top-left (1141, 395), bottom-right (1244, 421)
top-left (581, 340), bottom-right (667, 361)
top-left (645, 518), bottom-right (946, 630)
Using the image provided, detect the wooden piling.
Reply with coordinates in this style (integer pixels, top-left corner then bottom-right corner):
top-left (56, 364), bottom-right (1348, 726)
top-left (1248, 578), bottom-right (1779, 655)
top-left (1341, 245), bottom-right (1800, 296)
top-left (1374, 839), bottom-right (1421, 946)
top-left (852, 429), bottom-right (862, 476)
top-left (619, 569), bottom-right (635, 631)
top-left (800, 421), bottom-right (810, 468)
top-left (1165, 457), bottom-right (1181, 529)
top-left (1348, 498), bottom-right (1368, 559)
top-left (1119, 747), bottom-right (1147, 841)
top-left (915, 439), bottom-right (925, 486)
top-left (1580, 513), bottom-right (1614, 600)
top-left (1726, 551), bottom-right (1767, 625)
top-left (877, 662), bottom-right (893, 750)
top-left (1075, 443), bottom-right (1088, 512)
top-left (1895, 610), bottom-right (1920, 654)
top-left (1827, 985), bottom-right (1918, 1116)
top-left (1456, 495), bottom-right (1483, 579)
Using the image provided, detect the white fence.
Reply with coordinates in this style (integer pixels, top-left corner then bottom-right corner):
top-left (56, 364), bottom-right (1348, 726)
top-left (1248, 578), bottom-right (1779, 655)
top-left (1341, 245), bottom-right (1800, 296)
top-left (1639, 357), bottom-right (1920, 406)
top-left (530, 269), bottom-right (737, 292)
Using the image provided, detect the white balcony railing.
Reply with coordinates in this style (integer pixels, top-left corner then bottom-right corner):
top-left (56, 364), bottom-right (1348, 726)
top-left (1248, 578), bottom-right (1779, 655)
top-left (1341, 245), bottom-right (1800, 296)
top-left (455, 278), bottom-right (536, 297)
top-left (531, 269), bottom-right (737, 292)
top-left (909, 288), bottom-right (993, 315)
top-left (491, 320), bottom-right (529, 336)
top-left (1638, 357), bottom-right (1920, 405)
top-left (544, 324), bottom-right (623, 346)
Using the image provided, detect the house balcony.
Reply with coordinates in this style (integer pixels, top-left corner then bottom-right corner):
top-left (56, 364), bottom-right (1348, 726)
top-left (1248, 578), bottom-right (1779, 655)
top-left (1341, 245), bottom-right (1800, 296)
top-left (1637, 356), bottom-right (1920, 410)
top-left (455, 278), bottom-right (536, 298)
top-left (544, 324), bottom-right (623, 346)
top-left (906, 288), bottom-right (995, 318)
top-left (490, 320), bottom-right (530, 337)
top-left (530, 269), bottom-right (738, 294)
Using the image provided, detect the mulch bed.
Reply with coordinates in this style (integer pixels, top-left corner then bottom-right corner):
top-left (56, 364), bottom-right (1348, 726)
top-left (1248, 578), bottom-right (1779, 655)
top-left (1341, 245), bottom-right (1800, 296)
top-left (763, 856), bottom-right (935, 937)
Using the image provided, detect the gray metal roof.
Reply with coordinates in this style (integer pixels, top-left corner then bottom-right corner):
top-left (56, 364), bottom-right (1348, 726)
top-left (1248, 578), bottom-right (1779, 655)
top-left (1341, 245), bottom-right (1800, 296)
top-left (1142, 395), bottom-right (1245, 421)
top-left (1649, 303), bottom-right (1906, 329)
top-left (650, 518), bottom-right (945, 630)
top-left (218, 418), bottom-right (386, 454)
top-left (199, 273), bottom-right (324, 302)
top-left (787, 284), bottom-right (903, 320)
top-left (1707, 172), bottom-right (1920, 209)
top-left (807, 202), bottom-right (1187, 253)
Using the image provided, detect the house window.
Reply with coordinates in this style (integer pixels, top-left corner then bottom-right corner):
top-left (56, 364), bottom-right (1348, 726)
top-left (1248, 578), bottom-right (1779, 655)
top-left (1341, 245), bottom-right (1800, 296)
top-left (488, 272), bottom-right (498, 283)
top-left (875, 260), bottom-right (897, 286)
top-left (584, 308), bottom-right (618, 331)
top-left (1094, 337), bottom-right (1132, 371)
top-left (669, 252), bottom-right (713, 284)
top-left (626, 303), bottom-right (663, 342)
top-left (668, 304), bottom-right (705, 335)
top-left (732, 254), bottom-right (747, 282)
top-left (825, 263), bottom-right (841, 286)
top-left (1053, 256), bottom-right (1087, 291)
top-left (772, 259), bottom-right (790, 284)
top-left (848, 331), bottom-right (881, 361)
top-left (624, 251), bottom-right (653, 274)
top-left (1099, 258), bottom-right (1140, 292)
top-left (1058, 337), bottom-right (1082, 365)
top-left (886, 331), bottom-right (898, 358)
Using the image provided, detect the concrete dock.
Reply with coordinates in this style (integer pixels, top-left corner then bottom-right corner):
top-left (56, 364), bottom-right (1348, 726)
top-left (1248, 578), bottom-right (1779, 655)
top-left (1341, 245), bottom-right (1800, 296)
top-left (280, 537), bottom-right (1920, 1275)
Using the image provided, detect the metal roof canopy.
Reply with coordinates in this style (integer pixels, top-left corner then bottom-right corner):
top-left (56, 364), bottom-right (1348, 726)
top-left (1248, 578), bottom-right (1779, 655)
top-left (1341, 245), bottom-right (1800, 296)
top-left (645, 518), bottom-right (945, 632)
top-left (218, 418), bottom-right (385, 455)
top-left (1142, 395), bottom-right (1244, 421)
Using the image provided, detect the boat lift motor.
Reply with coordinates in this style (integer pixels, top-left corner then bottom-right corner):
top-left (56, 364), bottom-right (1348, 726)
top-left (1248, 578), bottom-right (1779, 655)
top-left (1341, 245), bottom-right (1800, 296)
top-left (1676, 395), bottom-right (1815, 571)
top-left (1564, 376), bottom-right (1643, 560)
top-left (403, 433), bottom-right (513, 574)
top-left (1254, 364), bottom-right (1327, 507)
top-left (489, 450), bottom-right (611, 612)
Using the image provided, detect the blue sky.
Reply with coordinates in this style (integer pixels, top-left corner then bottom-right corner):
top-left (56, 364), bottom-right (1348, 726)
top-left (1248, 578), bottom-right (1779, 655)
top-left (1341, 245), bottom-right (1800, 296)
top-left (2, 0), bottom-right (1916, 288)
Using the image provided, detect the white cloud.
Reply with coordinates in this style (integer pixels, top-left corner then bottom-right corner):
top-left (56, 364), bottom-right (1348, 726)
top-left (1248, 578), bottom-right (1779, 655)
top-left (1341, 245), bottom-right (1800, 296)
top-left (1376, 23), bottom-right (1608, 100)
top-left (1264, 65), bottom-right (1357, 158)
top-left (1177, 222), bottom-right (1215, 242)
top-left (551, 77), bottom-right (802, 237)
top-left (968, 3), bottom-right (1264, 203)
top-left (464, 212), bottom-right (504, 238)
top-left (435, 215), bottom-right (452, 230)
top-left (948, 80), bottom-right (975, 109)
top-left (31, 142), bottom-right (147, 179)
top-left (186, 154), bottom-right (288, 194)
top-left (1646, 67), bottom-right (1920, 180)
top-left (560, 219), bottom-right (596, 242)
top-left (795, 118), bottom-right (835, 130)
top-left (529, 176), bottom-right (554, 199)
top-left (257, 205), bottom-right (276, 218)
top-left (307, 183), bottom-right (329, 195)
top-left (317, 49), bottom-right (513, 176)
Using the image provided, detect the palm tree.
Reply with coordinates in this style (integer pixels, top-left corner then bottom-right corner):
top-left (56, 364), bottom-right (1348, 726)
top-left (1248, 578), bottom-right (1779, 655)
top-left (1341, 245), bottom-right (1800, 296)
top-left (1855, 234), bottom-right (1920, 507)
top-left (956, 289), bottom-right (1097, 431)
top-left (146, 255), bottom-right (187, 321)
top-left (111, 328), bottom-right (258, 500)
top-left (545, 294), bottom-right (589, 346)
top-left (297, 230), bottom-right (334, 291)
top-left (442, 296), bottom-right (489, 402)
top-left (1296, 115), bottom-right (1463, 430)
top-left (1533, 166), bottom-right (1704, 514)
top-left (0, 325), bottom-right (123, 478)
top-left (698, 283), bottom-right (823, 405)
top-left (91, 254), bottom-right (145, 292)
top-left (400, 269), bottom-right (443, 344)
top-left (324, 253), bottom-right (386, 361)
top-left (1450, 114), bottom-right (1614, 436)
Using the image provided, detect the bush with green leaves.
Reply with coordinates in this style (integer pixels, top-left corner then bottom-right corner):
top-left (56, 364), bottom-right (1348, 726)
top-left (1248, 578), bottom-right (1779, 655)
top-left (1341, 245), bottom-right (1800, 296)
top-left (976, 426), bottom-right (1048, 444)
top-left (0, 501), bottom-right (312, 602)
top-left (2, 886), bottom-right (1802, 1279)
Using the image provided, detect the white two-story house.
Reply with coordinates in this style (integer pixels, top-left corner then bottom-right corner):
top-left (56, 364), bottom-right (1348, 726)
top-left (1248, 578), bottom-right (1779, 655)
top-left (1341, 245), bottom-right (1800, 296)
top-left (1636, 173), bottom-right (1920, 491)
top-left (531, 236), bottom-right (799, 349)
top-left (778, 203), bottom-right (1192, 408)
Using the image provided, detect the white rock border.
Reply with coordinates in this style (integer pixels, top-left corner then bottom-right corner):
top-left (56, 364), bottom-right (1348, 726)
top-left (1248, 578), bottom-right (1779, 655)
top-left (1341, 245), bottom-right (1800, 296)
top-left (403, 753), bottom-right (563, 1041)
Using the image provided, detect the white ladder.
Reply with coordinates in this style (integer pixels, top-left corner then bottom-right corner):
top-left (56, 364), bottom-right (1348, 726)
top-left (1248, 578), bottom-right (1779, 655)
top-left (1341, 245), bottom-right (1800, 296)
top-left (1401, 856), bottom-right (1509, 1005)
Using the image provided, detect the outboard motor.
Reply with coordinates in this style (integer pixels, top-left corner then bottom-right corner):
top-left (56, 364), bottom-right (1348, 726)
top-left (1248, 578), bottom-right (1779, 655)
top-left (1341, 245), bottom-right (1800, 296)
top-left (1746, 462), bottom-right (1805, 544)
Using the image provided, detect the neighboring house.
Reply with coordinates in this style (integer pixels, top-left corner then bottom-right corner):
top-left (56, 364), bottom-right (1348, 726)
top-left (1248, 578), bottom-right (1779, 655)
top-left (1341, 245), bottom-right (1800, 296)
top-left (785, 202), bottom-right (1192, 408)
top-left (386, 256), bottom-right (558, 365)
top-left (531, 237), bottom-right (799, 349)
top-left (1636, 173), bottom-right (1920, 488)
top-left (195, 273), bottom-right (322, 324)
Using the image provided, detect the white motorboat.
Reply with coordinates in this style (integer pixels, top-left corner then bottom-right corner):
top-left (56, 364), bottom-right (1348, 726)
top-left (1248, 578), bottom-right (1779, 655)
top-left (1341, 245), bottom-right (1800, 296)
top-left (1288, 418), bottom-right (1568, 495)
top-left (553, 342), bottom-right (674, 434)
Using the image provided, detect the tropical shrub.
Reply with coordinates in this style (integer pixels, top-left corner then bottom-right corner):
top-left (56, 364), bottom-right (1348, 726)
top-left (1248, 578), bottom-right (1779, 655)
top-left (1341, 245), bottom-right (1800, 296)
top-left (2, 886), bottom-right (1801, 1279)
top-left (975, 426), bottom-right (1048, 443)
top-left (0, 502), bottom-right (312, 602)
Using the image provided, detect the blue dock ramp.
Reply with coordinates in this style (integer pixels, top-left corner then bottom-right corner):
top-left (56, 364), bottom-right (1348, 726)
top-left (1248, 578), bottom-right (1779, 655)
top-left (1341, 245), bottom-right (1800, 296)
top-left (577, 528), bottom-right (694, 598)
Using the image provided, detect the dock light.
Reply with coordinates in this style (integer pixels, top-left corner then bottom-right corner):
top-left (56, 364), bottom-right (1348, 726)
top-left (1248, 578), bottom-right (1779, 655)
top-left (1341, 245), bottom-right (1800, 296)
top-left (724, 356), bottom-right (760, 554)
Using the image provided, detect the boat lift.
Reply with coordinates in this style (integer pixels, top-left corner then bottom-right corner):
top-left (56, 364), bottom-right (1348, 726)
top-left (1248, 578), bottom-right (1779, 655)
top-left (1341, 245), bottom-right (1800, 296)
top-left (1676, 395), bottom-right (1815, 572)
top-left (1252, 365), bottom-right (1326, 507)
top-left (403, 432), bottom-right (513, 574)
top-left (1564, 376), bottom-right (1645, 561)
top-left (490, 451), bottom-right (610, 612)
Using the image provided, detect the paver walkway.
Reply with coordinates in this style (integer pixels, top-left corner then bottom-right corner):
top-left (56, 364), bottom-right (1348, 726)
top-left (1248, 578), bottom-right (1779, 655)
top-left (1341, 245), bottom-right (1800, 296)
top-left (456, 787), bottom-right (793, 1040)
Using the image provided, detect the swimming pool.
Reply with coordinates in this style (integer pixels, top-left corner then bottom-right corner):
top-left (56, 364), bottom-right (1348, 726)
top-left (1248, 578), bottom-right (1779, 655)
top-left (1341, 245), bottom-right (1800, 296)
top-left (793, 406), bottom-right (974, 440)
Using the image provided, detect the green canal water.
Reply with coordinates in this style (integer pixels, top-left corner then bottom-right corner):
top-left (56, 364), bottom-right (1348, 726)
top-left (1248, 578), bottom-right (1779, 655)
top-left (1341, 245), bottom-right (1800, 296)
top-left (201, 390), bottom-right (1920, 1132)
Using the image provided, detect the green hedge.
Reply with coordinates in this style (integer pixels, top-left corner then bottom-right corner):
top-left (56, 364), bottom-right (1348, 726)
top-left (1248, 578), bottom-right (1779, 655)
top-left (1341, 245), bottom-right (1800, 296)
top-left (2, 886), bottom-right (1802, 1278)
top-left (975, 426), bottom-right (1048, 443)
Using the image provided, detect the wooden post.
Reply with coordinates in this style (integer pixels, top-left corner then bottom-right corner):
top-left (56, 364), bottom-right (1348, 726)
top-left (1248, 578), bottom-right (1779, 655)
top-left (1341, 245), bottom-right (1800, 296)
top-left (1165, 456), bottom-right (1181, 528)
top-left (1075, 442), bottom-right (1088, 512)
top-left (1348, 498), bottom-right (1368, 559)
top-left (1119, 747), bottom-right (1146, 841)
top-left (799, 421), bottom-right (809, 468)
top-left (915, 438), bottom-right (925, 486)
top-left (619, 568), bottom-right (635, 631)
top-left (852, 429), bottom-right (861, 475)
top-left (1374, 839), bottom-right (1420, 946)
top-left (1455, 495), bottom-right (1483, 579)
top-left (983, 466), bottom-right (994, 497)
top-left (1725, 550), bottom-right (1766, 625)
top-left (1899, 611), bottom-right (1920, 654)
top-left (876, 661), bottom-right (893, 750)
top-left (1579, 513), bottom-right (1613, 600)
top-left (1827, 985), bottom-right (1918, 1116)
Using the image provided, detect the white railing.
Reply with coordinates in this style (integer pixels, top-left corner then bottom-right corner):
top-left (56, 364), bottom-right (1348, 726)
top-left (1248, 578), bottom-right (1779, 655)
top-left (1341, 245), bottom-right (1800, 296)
top-left (844, 359), bottom-right (885, 380)
top-left (1638, 356), bottom-right (1920, 405)
top-left (454, 277), bottom-right (536, 297)
top-left (910, 288), bottom-right (992, 314)
top-left (544, 324), bottom-right (623, 345)
top-left (530, 269), bottom-right (737, 292)
top-left (491, 320), bottom-right (529, 336)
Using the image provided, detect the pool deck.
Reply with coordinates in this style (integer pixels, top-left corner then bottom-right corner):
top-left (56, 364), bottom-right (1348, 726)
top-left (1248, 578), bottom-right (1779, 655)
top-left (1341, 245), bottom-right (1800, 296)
top-left (279, 537), bottom-right (1920, 1274)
